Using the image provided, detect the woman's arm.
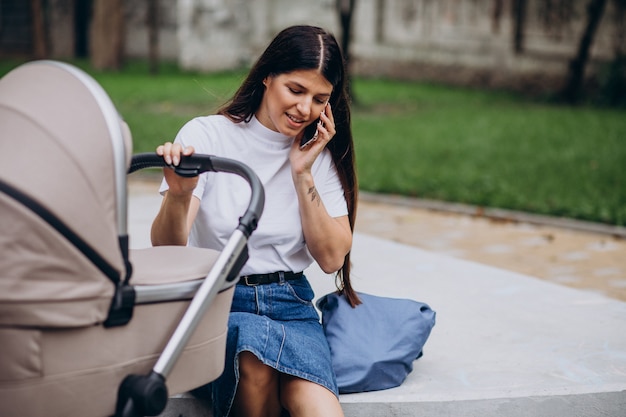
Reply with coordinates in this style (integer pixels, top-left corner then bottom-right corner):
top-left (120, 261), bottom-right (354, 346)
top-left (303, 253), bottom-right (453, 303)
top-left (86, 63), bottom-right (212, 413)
top-left (150, 143), bottom-right (200, 246)
top-left (290, 104), bottom-right (352, 273)
top-left (293, 171), bottom-right (352, 273)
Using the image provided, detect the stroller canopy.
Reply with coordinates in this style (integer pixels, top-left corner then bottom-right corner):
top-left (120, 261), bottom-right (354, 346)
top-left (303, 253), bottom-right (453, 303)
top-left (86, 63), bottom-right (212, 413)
top-left (0, 61), bottom-right (132, 327)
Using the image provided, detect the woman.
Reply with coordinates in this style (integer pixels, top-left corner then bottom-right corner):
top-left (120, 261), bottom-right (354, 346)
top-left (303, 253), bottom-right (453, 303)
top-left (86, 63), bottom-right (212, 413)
top-left (151, 25), bottom-right (359, 417)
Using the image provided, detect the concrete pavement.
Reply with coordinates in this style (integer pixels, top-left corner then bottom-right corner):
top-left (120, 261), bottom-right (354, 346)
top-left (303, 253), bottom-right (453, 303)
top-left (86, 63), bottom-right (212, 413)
top-left (356, 192), bottom-right (626, 303)
top-left (127, 177), bottom-right (626, 417)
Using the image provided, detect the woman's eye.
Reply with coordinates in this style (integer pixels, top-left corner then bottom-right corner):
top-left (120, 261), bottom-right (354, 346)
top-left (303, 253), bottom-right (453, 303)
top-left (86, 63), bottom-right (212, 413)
top-left (314, 98), bottom-right (326, 104)
top-left (288, 88), bottom-right (301, 95)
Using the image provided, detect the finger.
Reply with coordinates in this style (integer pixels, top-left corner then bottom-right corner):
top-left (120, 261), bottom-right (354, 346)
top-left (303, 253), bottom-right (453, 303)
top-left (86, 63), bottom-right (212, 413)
top-left (324, 128), bottom-right (335, 143)
top-left (161, 142), bottom-right (174, 165)
top-left (320, 120), bottom-right (335, 141)
top-left (172, 144), bottom-right (195, 166)
top-left (171, 143), bottom-right (187, 166)
top-left (324, 102), bottom-right (334, 124)
top-left (156, 142), bottom-right (173, 155)
top-left (321, 106), bottom-right (335, 137)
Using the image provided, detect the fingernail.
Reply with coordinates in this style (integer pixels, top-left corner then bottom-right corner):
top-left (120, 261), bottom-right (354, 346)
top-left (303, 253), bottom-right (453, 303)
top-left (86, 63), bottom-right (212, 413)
top-left (173, 155), bottom-right (180, 166)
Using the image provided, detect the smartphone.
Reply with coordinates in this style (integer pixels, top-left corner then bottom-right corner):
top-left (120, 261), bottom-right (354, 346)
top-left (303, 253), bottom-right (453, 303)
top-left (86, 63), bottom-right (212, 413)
top-left (299, 110), bottom-right (325, 149)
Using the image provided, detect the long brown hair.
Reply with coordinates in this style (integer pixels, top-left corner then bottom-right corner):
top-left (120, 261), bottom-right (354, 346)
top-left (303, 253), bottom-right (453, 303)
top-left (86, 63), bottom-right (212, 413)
top-left (218, 25), bottom-right (360, 306)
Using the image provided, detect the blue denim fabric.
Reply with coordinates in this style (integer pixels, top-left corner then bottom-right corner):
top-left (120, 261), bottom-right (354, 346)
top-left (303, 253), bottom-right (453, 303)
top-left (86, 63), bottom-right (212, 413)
top-left (208, 276), bottom-right (338, 417)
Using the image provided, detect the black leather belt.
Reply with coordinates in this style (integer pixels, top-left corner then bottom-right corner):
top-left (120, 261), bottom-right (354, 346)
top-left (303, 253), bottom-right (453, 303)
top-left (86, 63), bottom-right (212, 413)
top-left (238, 271), bottom-right (303, 286)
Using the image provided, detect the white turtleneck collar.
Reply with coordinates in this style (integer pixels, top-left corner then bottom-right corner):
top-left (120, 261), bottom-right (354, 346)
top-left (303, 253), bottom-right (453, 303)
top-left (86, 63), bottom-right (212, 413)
top-left (246, 115), bottom-right (294, 150)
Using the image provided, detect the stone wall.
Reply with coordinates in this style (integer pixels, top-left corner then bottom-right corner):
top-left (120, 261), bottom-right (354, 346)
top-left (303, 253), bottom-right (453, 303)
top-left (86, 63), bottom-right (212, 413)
top-left (349, 0), bottom-right (622, 91)
top-left (124, 0), bottom-right (179, 61)
top-left (38, 0), bottom-right (624, 92)
top-left (173, 0), bottom-right (624, 92)
top-left (175, 0), bottom-right (339, 71)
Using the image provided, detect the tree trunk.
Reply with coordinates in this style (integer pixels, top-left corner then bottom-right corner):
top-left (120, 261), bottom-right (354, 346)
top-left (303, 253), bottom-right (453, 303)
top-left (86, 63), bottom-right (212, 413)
top-left (492, 0), bottom-right (503, 33)
top-left (31, 0), bottom-right (47, 59)
top-left (512, 0), bottom-right (527, 54)
top-left (147, 0), bottom-right (159, 75)
top-left (90, 0), bottom-right (125, 70)
top-left (560, 0), bottom-right (608, 104)
top-left (336, 0), bottom-right (356, 100)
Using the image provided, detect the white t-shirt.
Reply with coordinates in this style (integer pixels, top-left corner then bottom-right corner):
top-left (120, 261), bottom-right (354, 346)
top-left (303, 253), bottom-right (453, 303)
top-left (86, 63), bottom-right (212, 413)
top-left (160, 115), bottom-right (348, 275)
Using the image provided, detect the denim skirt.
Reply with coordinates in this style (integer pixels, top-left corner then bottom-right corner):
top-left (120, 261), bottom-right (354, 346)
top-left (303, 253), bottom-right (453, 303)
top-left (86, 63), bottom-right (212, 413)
top-left (207, 275), bottom-right (338, 417)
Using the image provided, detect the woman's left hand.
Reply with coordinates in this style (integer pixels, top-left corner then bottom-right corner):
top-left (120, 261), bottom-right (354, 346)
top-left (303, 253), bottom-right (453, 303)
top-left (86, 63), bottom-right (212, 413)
top-left (289, 102), bottom-right (351, 273)
top-left (289, 102), bottom-right (336, 176)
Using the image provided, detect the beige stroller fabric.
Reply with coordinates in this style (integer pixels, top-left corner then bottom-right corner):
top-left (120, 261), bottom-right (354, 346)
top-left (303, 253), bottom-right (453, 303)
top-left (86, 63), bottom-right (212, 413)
top-left (0, 283), bottom-right (234, 417)
top-left (0, 61), bottom-right (236, 417)
top-left (0, 61), bottom-right (129, 327)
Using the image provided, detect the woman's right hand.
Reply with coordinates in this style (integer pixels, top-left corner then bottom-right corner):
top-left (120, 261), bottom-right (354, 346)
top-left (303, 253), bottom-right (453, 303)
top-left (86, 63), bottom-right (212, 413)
top-left (156, 142), bottom-right (199, 195)
top-left (151, 142), bottom-right (200, 246)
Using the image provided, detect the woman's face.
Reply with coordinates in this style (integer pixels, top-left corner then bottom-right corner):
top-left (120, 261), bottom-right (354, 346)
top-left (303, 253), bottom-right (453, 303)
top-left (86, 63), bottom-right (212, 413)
top-left (256, 69), bottom-right (333, 137)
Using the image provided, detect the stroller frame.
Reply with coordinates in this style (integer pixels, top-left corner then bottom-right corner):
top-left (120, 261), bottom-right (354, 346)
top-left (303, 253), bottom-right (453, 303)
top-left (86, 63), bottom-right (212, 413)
top-left (0, 60), bottom-right (264, 417)
top-left (118, 154), bottom-right (264, 416)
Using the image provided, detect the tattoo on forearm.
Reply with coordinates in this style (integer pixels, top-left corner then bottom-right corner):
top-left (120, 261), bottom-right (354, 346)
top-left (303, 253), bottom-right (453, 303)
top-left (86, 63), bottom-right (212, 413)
top-left (308, 186), bottom-right (321, 206)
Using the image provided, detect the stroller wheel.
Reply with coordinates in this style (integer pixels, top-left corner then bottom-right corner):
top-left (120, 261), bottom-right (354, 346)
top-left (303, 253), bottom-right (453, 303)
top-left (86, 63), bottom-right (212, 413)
top-left (115, 371), bottom-right (168, 417)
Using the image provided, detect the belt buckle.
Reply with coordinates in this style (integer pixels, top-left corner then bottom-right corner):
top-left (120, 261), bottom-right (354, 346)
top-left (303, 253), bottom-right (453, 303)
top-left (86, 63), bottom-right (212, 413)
top-left (243, 276), bottom-right (258, 286)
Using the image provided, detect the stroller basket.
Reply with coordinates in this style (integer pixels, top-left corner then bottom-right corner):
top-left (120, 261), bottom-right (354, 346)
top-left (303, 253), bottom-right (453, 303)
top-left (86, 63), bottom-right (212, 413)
top-left (0, 61), bottom-right (264, 417)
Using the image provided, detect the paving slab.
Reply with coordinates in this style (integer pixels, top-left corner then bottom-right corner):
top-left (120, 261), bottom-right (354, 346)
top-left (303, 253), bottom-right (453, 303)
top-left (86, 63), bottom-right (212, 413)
top-left (128, 179), bottom-right (626, 416)
top-left (306, 234), bottom-right (626, 416)
top-left (356, 193), bottom-right (626, 303)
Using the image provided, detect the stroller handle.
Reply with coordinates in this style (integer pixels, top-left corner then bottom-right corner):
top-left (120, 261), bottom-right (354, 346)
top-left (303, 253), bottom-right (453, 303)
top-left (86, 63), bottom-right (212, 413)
top-left (129, 153), bottom-right (264, 238)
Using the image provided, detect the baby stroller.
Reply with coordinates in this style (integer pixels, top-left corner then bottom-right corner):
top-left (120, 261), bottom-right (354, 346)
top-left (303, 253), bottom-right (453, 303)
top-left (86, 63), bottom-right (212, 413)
top-left (0, 61), bottom-right (264, 417)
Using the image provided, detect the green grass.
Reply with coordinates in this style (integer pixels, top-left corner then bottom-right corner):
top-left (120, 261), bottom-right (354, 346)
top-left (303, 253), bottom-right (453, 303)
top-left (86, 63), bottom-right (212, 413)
top-left (89, 61), bottom-right (248, 150)
top-left (2, 59), bottom-right (624, 225)
top-left (351, 78), bottom-right (626, 225)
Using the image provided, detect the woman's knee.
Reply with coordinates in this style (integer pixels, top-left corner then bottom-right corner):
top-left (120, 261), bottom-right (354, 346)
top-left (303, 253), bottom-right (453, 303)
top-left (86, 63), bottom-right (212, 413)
top-left (232, 352), bottom-right (281, 417)
top-left (280, 376), bottom-right (344, 417)
top-left (238, 351), bottom-right (278, 388)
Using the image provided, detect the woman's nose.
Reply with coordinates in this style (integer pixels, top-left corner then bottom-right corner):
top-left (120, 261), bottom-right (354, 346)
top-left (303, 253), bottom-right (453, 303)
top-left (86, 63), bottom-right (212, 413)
top-left (296, 97), bottom-right (312, 118)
